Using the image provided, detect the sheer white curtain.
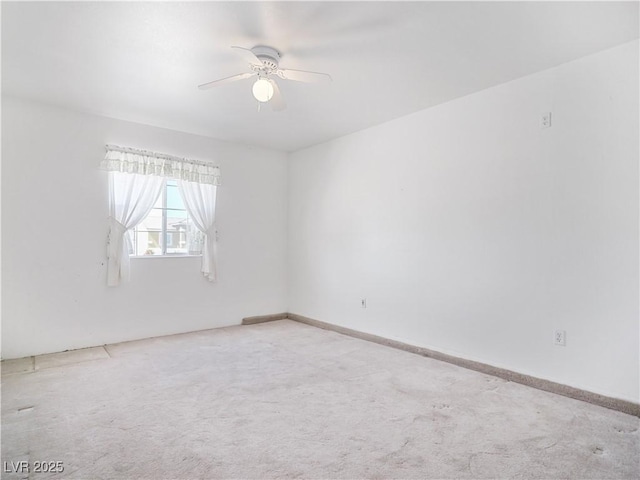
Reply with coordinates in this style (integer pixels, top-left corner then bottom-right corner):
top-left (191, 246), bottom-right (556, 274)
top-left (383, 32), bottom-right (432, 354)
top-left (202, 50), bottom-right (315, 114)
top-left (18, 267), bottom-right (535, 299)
top-left (106, 171), bottom-right (163, 286)
top-left (101, 145), bottom-right (220, 286)
top-left (178, 180), bottom-right (218, 282)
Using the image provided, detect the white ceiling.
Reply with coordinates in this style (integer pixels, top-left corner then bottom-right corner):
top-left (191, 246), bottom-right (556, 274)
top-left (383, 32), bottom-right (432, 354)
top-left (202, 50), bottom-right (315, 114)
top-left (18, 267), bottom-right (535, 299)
top-left (2, 1), bottom-right (638, 152)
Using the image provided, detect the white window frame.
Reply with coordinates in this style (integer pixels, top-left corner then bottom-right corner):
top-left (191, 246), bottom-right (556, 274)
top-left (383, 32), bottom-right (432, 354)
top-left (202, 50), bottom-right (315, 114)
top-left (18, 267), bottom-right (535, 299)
top-left (130, 179), bottom-right (202, 258)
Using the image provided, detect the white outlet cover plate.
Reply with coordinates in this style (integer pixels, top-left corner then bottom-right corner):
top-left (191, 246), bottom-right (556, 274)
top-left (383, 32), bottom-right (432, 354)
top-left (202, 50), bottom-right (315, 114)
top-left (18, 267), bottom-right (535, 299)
top-left (554, 329), bottom-right (566, 346)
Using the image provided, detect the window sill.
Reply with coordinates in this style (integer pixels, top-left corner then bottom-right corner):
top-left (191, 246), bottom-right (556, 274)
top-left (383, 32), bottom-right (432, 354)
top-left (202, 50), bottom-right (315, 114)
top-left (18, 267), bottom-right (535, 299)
top-left (131, 255), bottom-right (202, 259)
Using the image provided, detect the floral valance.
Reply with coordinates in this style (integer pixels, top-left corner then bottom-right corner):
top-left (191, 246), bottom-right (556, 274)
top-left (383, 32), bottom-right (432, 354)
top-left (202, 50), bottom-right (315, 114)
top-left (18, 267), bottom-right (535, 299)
top-left (100, 145), bottom-right (221, 186)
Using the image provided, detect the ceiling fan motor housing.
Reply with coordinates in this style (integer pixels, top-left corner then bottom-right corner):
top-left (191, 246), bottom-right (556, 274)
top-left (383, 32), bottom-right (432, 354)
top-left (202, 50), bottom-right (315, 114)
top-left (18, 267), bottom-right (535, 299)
top-left (251, 46), bottom-right (281, 71)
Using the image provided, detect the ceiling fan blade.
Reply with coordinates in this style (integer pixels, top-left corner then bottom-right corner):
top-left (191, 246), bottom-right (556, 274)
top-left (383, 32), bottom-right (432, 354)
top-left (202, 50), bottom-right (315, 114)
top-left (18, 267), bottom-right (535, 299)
top-left (269, 79), bottom-right (286, 111)
top-left (231, 46), bottom-right (264, 66)
top-left (198, 72), bottom-right (255, 90)
top-left (277, 68), bottom-right (332, 84)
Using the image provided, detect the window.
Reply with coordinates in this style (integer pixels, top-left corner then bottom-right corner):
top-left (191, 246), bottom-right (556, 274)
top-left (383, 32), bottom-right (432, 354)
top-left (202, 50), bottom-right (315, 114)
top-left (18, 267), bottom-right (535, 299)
top-left (102, 144), bottom-right (220, 285)
top-left (130, 179), bottom-right (203, 256)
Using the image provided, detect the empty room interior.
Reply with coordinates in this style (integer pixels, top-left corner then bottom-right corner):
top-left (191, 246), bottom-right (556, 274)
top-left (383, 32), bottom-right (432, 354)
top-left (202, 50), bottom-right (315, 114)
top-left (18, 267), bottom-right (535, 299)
top-left (1, 1), bottom-right (639, 478)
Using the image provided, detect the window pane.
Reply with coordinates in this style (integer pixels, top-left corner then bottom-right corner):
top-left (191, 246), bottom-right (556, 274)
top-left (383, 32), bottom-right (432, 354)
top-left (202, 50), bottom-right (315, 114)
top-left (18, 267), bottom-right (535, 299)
top-left (166, 184), bottom-right (185, 210)
top-left (138, 208), bottom-right (163, 231)
top-left (134, 230), bottom-right (162, 255)
top-left (166, 209), bottom-right (186, 254)
top-left (167, 211), bottom-right (187, 226)
top-left (130, 179), bottom-right (202, 257)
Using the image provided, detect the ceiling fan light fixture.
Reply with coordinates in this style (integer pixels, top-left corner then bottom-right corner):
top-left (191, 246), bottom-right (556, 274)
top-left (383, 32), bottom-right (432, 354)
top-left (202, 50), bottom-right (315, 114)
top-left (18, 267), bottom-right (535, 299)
top-left (198, 45), bottom-right (331, 111)
top-left (252, 78), bottom-right (274, 102)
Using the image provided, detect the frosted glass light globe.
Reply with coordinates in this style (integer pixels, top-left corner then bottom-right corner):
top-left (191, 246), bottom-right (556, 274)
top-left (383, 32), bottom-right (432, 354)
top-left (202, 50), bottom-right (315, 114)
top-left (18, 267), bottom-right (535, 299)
top-left (252, 78), bottom-right (274, 103)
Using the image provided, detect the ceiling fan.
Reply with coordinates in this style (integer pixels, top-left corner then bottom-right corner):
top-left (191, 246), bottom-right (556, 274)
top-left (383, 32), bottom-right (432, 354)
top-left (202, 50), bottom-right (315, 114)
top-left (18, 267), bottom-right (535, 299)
top-left (198, 46), bottom-right (332, 111)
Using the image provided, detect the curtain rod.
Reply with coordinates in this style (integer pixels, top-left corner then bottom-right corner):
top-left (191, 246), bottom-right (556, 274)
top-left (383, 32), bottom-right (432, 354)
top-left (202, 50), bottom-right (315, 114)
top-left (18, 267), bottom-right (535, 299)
top-left (105, 144), bottom-right (218, 168)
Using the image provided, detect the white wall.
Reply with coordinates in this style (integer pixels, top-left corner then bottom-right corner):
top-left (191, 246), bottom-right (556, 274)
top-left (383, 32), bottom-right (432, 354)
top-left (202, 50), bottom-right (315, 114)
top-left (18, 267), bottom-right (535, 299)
top-left (1, 96), bottom-right (288, 359)
top-left (2, 42), bottom-right (638, 404)
top-left (288, 41), bottom-right (639, 402)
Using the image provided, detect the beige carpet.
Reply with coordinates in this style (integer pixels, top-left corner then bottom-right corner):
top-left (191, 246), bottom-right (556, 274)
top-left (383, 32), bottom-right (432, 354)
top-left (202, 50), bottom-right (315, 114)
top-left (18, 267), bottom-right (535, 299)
top-left (2, 320), bottom-right (638, 479)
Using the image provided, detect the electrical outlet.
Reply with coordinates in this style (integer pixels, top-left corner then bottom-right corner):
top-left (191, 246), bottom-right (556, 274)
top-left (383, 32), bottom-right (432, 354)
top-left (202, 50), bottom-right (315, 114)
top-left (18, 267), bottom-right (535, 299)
top-left (361, 298), bottom-right (367, 308)
top-left (554, 329), bottom-right (566, 346)
top-left (541, 112), bottom-right (552, 129)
